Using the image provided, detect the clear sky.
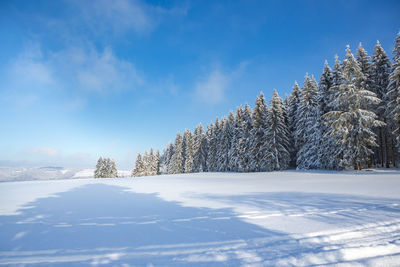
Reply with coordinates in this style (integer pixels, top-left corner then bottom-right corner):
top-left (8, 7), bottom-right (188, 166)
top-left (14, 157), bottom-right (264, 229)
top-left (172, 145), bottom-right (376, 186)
top-left (1, 0), bottom-right (399, 170)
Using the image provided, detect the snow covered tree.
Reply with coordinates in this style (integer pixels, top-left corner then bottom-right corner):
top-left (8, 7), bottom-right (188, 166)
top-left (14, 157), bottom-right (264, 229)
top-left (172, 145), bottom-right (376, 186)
top-left (237, 104), bottom-right (253, 172)
top-left (228, 107), bottom-right (242, 172)
top-left (266, 90), bottom-right (290, 170)
top-left (250, 92), bottom-right (270, 171)
top-left (132, 153), bottom-right (144, 177)
top-left (193, 124), bottom-right (207, 172)
top-left (160, 143), bottom-right (174, 174)
top-left (324, 45), bottom-right (384, 170)
top-left (318, 61), bottom-right (341, 169)
top-left (287, 82), bottom-right (301, 168)
top-left (171, 133), bottom-right (184, 174)
top-left (386, 31), bottom-right (400, 162)
top-left (371, 41), bottom-right (392, 167)
top-left (296, 75), bottom-right (322, 169)
top-left (108, 158), bottom-right (118, 178)
top-left (95, 157), bottom-right (117, 178)
top-left (207, 120), bottom-right (220, 172)
top-left (217, 114), bottom-right (234, 172)
top-left (94, 157), bottom-right (105, 178)
top-left (183, 129), bottom-right (194, 173)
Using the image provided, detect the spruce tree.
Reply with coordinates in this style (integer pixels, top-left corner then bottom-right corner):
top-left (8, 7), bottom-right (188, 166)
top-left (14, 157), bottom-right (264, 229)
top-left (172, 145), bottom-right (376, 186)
top-left (133, 153), bottom-right (144, 177)
top-left (193, 124), bottom-right (207, 172)
top-left (250, 92), bottom-right (269, 171)
top-left (183, 129), bottom-right (194, 173)
top-left (94, 157), bottom-right (104, 178)
top-left (217, 116), bottom-right (233, 172)
top-left (287, 82), bottom-right (301, 168)
top-left (386, 32), bottom-right (400, 160)
top-left (228, 107), bottom-right (242, 172)
top-left (296, 75), bottom-right (322, 169)
top-left (109, 158), bottom-right (118, 178)
top-left (171, 133), bottom-right (184, 174)
top-left (318, 61), bottom-right (341, 169)
top-left (371, 41), bottom-right (392, 167)
top-left (324, 46), bottom-right (384, 170)
top-left (266, 90), bottom-right (290, 170)
top-left (238, 104), bottom-right (253, 172)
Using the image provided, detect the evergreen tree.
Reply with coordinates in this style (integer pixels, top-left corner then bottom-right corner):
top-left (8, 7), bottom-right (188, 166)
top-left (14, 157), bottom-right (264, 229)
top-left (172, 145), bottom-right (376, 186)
top-left (386, 32), bottom-right (400, 161)
top-left (318, 61), bottom-right (340, 169)
top-left (324, 46), bottom-right (384, 170)
top-left (238, 104), bottom-right (253, 172)
top-left (155, 150), bottom-right (160, 175)
top-left (94, 157), bottom-right (104, 178)
top-left (287, 82), bottom-right (301, 168)
top-left (266, 90), bottom-right (290, 170)
top-left (133, 153), bottom-right (144, 177)
top-left (193, 124), bottom-right (207, 172)
top-left (109, 158), bottom-right (118, 178)
top-left (217, 116), bottom-right (233, 172)
top-left (386, 32), bottom-right (400, 157)
top-left (183, 129), bottom-right (194, 173)
top-left (171, 133), bottom-right (184, 174)
top-left (207, 120), bottom-right (219, 172)
top-left (296, 75), bottom-right (322, 169)
top-left (228, 107), bottom-right (242, 172)
top-left (371, 41), bottom-right (392, 167)
top-left (250, 92), bottom-right (269, 171)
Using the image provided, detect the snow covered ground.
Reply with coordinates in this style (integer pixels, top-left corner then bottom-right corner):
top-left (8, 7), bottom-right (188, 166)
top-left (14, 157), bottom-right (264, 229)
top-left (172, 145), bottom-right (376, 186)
top-left (1, 170), bottom-right (400, 266)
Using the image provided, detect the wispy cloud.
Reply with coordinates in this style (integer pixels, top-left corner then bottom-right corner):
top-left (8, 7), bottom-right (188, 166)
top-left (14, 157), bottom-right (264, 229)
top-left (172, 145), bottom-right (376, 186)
top-left (195, 68), bottom-right (229, 104)
top-left (12, 44), bottom-right (53, 86)
top-left (194, 62), bottom-right (248, 105)
top-left (70, 0), bottom-right (188, 36)
top-left (8, 43), bottom-right (143, 95)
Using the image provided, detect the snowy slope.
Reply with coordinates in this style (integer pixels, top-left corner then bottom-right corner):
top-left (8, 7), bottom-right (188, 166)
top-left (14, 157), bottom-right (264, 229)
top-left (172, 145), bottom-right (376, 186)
top-left (1, 170), bottom-right (400, 266)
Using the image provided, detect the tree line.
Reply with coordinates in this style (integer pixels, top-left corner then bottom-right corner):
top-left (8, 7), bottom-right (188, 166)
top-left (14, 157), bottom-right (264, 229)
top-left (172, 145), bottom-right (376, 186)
top-left (97, 32), bottom-right (400, 177)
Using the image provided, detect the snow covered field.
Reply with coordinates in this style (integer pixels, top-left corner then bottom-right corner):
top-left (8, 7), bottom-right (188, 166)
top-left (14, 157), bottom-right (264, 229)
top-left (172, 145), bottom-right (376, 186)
top-left (1, 170), bottom-right (400, 266)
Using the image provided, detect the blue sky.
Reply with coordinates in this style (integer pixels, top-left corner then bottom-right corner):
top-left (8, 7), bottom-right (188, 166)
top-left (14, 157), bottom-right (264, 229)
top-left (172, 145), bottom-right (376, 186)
top-left (0, 0), bottom-right (399, 169)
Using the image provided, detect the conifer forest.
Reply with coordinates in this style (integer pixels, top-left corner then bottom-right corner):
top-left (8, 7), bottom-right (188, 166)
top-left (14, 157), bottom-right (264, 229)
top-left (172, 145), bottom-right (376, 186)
top-left (97, 32), bottom-right (400, 177)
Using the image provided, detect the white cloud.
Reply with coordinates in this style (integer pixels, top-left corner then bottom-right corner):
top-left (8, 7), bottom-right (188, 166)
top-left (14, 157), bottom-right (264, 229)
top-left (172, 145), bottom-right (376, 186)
top-left (9, 44), bottom-right (143, 95)
top-left (73, 0), bottom-right (187, 35)
top-left (12, 44), bottom-right (53, 85)
top-left (195, 68), bottom-right (229, 104)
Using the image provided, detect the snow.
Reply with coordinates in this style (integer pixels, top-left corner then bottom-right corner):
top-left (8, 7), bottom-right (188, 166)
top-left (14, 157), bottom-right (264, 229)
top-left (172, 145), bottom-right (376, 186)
top-left (0, 167), bottom-right (132, 181)
top-left (1, 170), bottom-right (400, 266)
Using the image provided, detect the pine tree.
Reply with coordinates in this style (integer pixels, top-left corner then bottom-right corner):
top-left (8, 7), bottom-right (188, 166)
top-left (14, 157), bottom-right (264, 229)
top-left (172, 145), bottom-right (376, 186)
top-left (237, 104), bottom-right (253, 172)
top-left (94, 157), bottom-right (104, 178)
top-left (386, 31), bottom-right (400, 161)
top-left (162, 143), bottom-right (174, 174)
top-left (318, 61), bottom-right (340, 169)
top-left (193, 124), bottom-right (207, 172)
top-left (155, 150), bottom-right (160, 175)
top-left (250, 92), bottom-right (269, 171)
top-left (183, 129), bottom-right (194, 173)
top-left (133, 153), bottom-right (144, 177)
top-left (216, 114), bottom-right (234, 172)
top-left (324, 45), bottom-right (384, 170)
top-left (296, 75), bottom-right (322, 169)
top-left (287, 82), bottom-right (301, 168)
top-left (171, 133), bottom-right (184, 174)
top-left (228, 107), bottom-right (242, 172)
top-left (109, 158), bottom-right (118, 178)
top-left (371, 41), bottom-right (392, 167)
top-left (266, 90), bottom-right (290, 170)
top-left (207, 120), bottom-right (219, 172)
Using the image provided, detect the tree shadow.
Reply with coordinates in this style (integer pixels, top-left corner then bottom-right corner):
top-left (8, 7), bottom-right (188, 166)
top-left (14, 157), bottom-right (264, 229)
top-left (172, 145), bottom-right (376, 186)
top-left (0, 183), bottom-right (285, 266)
